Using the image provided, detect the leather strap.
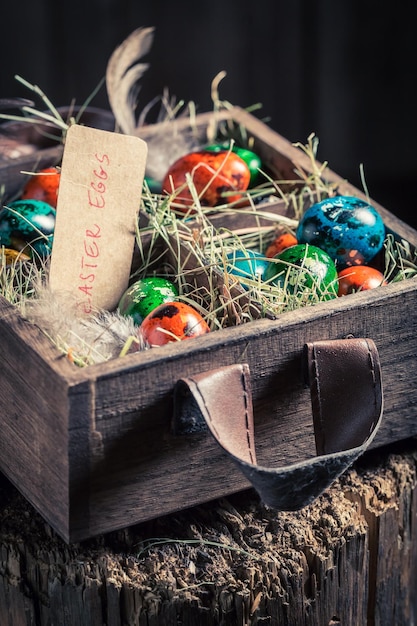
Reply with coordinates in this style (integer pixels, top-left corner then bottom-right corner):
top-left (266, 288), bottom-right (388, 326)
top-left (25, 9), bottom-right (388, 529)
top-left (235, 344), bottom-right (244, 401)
top-left (173, 338), bottom-right (383, 511)
top-left (305, 338), bottom-right (382, 455)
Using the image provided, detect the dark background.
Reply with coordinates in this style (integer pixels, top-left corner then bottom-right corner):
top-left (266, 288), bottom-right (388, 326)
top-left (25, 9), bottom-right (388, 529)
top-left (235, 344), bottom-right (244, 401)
top-left (1, 1), bottom-right (416, 227)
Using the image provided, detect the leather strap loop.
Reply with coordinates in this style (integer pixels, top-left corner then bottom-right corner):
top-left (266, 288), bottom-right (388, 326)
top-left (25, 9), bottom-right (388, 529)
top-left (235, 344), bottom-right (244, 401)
top-left (173, 338), bottom-right (383, 511)
top-left (305, 338), bottom-right (382, 455)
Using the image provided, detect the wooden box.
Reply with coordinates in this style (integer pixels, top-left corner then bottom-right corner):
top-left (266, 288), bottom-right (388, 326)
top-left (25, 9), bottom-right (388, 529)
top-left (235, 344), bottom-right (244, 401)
top-left (1, 107), bottom-right (417, 542)
top-left (0, 106), bottom-right (116, 200)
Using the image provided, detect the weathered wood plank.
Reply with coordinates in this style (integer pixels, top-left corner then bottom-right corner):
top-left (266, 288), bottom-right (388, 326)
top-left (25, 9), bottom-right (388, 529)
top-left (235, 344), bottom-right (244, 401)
top-left (3, 273), bottom-right (417, 540)
top-left (0, 304), bottom-right (72, 537)
top-left (0, 439), bottom-right (416, 625)
top-left (2, 106), bottom-right (417, 541)
top-left (70, 280), bottom-right (417, 539)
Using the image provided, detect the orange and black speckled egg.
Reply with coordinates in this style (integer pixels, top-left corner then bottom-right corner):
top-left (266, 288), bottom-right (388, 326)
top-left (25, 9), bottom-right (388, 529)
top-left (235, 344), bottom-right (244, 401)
top-left (21, 166), bottom-right (61, 208)
top-left (162, 150), bottom-right (251, 209)
top-left (265, 232), bottom-right (298, 258)
top-left (2, 247), bottom-right (31, 266)
top-left (140, 301), bottom-right (210, 346)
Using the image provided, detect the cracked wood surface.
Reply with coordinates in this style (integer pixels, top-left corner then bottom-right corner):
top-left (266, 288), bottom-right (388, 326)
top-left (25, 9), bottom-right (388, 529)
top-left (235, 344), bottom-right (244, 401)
top-left (0, 438), bottom-right (416, 625)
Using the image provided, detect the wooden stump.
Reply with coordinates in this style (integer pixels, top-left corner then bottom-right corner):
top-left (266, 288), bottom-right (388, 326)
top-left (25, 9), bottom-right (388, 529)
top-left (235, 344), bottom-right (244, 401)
top-left (0, 438), bottom-right (416, 626)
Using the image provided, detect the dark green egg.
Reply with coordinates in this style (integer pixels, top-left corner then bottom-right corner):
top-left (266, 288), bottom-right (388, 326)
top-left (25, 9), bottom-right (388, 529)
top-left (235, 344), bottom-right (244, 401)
top-left (0, 199), bottom-right (56, 258)
top-left (263, 243), bottom-right (338, 300)
top-left (118, 276), bottom-right (179, 325)
top-left (204, 142), bottom-right (263, 186)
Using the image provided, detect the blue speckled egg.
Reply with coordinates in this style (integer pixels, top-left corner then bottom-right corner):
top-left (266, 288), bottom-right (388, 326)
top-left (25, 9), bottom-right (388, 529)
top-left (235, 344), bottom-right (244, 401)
top-left (0, 199), bottom-right (55, 258)
top-left (296, 196), bottom-right (385, 268)
top-left (226, 249), bottom-right (269, 285)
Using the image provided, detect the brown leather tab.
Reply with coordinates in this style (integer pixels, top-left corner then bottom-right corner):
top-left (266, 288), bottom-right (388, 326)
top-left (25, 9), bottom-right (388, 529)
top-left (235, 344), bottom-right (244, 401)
top-left (304, 338), bottom-right (383, 455)
top-left (173, 338), bottom-right (383, 511)
top-left (173, 364), bottom-right (256, 465)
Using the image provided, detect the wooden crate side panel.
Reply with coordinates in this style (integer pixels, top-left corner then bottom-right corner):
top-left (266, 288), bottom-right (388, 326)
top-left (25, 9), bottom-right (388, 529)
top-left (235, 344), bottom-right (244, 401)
top-left (74, 280), bottom-right (417, 539)
top-left (0, 305), bottom-right (71, 536)
top-left (84, 402), bottom-right (254, 539)
top-left (0, 297), bottom-right (84, 380)
top-left (67, 380), bottom-right (95, 543)
top-left (134, 108), bottom-right (233, 144)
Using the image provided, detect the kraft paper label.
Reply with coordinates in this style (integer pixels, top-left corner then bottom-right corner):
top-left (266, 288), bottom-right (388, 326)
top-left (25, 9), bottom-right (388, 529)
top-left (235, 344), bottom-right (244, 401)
top-left (48, 124), bottom-right (147, 313)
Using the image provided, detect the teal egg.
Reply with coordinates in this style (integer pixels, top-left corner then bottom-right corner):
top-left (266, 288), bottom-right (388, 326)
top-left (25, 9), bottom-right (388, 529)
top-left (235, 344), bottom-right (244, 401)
top-left (204, 142), bottom-right (262, 186)
top-left (263, 243), bottom-right (338, 300)
top-left (0, 199), bottom-right (55, 258)
top-left (226, 249), bottom-right (269, 286)
top-left (144, 176), bottom-right (162, 194)
top-left (118, 276), bottom-right (179, 325)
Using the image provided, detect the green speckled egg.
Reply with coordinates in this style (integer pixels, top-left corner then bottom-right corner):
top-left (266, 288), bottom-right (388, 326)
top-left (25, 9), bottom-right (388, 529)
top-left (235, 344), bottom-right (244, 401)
top-left (0, 199), bottom-right (55, 258)
top-left (118, 276), bottom-right (179, 325)
top-left (263, 243), bottom-right (338, 300)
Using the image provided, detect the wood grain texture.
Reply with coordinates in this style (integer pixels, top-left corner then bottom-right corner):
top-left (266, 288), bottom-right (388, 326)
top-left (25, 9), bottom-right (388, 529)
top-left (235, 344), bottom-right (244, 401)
top-left (0, 439), bottom-right (416, 625)
top-left (69, 279), bottom-right (417, 539)
top-left (0, 302), bottom-right (71, 536)
top-left (1, 108), bottom-right (417, 541)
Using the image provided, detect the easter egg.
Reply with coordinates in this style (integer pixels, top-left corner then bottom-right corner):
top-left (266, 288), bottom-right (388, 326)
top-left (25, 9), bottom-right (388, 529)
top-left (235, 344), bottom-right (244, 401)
top-left (21, 166), bottom-right (61, 208)
top-left (226, 249), bottom-right (269, 284)
top-left (1, 247), bottom-right (31, 266)
top-left (140, 301), bottom-right (210, 346)
top-left (144, 176), bottom-right (162, 194)
top-left (118, 277), bottom-right (179, 325)
top-left (337, 265), bottom-right (387, 296)
top-left (263, 243), bottom-right (338, 300)
top-left (265, 232), bottom-right (298, 258)
top-left (0, 199), bottom-right (56, 258)
top-left (204, 143), bottom-right (262, 186)
top-left (162, 150), bottom-right (251, 208)
top-left (296, 195), bottom-right (385, 269)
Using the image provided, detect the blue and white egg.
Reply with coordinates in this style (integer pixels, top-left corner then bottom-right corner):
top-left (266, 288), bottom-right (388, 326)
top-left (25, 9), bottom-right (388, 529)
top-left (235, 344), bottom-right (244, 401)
top-left (296, 195), bottom-right (385, 269)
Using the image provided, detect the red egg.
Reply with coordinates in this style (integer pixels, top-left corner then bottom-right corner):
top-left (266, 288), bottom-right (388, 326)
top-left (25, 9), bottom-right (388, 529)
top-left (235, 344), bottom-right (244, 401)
top-left (21, 166), bottom-right (61, 208)
top-left (162, 150), bottom-right (251, 209)
top-left (337, 265), bottom-right (387, 296)
top-left (265, 232), bottom-right (298, 258)
top-left (140, 301), bottom-right (210, 346)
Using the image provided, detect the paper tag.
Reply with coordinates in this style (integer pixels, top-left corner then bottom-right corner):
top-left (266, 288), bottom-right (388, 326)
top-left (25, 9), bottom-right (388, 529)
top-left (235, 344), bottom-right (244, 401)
top-left (49, 124), bottom-right (147, 313)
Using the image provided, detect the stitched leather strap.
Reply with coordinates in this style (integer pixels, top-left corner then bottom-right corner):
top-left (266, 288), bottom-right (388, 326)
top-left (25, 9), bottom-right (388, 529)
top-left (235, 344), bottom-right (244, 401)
top-left (173, 338), bottom-right (383, 511)
top-left (305, 338), bottom-right (382, 454)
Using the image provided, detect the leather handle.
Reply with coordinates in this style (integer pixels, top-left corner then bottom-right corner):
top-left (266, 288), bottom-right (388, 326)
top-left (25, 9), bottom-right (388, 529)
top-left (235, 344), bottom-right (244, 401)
top-left (173, 337), bottom-right (383, 511)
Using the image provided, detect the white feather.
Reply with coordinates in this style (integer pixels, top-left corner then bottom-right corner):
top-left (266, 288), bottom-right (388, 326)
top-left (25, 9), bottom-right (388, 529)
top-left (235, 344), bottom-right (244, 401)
top-left (106, 28), bottom-right (205, 181)
top-left (24, 285), bottom-right (145, 364)
top-left (106, 26), bottom-right (155, 135)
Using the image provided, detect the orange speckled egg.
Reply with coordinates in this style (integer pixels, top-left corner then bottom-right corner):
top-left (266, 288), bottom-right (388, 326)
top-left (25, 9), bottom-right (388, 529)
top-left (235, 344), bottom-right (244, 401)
top-left (265, 232), bottom-right (298, 258)
top-left (21, 166), bottom-right (61, 208)
top-left (337, 265), bottom-right (387, 296)
top-left (2, 247), bottom-right (31, 265)
top-left (162, 150), bottom-right (251, 209)
top-left (140, 301), bottom-right (210, 346)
